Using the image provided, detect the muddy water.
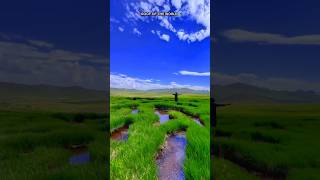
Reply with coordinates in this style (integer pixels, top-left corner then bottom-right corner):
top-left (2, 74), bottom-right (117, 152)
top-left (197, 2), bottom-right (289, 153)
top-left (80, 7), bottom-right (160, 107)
top-left (131, 109), bottom-right (139, 114)
top-left (69, 146), bottom-right (90, 165)
top-left (157, 132), bottom-right (187, 180)
top-left (155, 110), bottom-right (170, 124)
top-left (111, 125), bottom-right (129, 141)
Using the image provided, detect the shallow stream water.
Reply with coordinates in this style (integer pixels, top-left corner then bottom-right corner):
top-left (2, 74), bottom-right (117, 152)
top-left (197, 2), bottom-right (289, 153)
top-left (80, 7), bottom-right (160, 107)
top-left (131, 109), bottom-right (139, 114)
top-left (69, 146), bottom-right (90, 165)
top-left (111, 125), bottom-right (129, 141)
top-left (157, 132), bottom-right (187, 180)
top-left (155, 110), bottom-right (170, 124)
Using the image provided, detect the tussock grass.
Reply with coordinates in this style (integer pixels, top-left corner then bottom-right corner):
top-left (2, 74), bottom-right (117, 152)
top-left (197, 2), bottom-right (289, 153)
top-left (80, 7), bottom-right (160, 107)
top-left (0, 110), bottom-right (107, 179)
top-left (213, 104), bottom-right (320, 179)
top-left (110, 96), bottom-right (210, 179)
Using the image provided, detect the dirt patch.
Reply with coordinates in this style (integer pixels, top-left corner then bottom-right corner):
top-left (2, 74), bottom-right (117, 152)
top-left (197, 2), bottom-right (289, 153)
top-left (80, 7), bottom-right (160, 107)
top-left (153, 122), bottom-right (161, 127)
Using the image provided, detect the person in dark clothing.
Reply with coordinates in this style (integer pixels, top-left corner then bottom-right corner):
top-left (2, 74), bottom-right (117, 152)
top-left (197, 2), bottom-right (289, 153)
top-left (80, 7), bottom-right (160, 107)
top-left (172, 92), bottom-right (181, 102)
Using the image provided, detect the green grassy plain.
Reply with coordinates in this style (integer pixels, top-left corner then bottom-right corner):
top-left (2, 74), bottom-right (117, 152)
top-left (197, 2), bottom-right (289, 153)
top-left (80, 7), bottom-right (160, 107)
top-left (0, 111), bottom-right (107, 180)
top-left (0, 85), bottom-right (107, 179)
top-left (213, 104), bottom-right (320, 179)
top-left (110, 94), bottom-right (211, 179)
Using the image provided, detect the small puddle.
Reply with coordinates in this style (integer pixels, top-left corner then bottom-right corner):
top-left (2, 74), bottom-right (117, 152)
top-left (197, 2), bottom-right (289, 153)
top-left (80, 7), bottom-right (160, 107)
top-left (157, 131), bottom-right (187, 180)
top-left (68, 145), bottom-right (90, 165)
top-left (155, 110), bottom-right (170, 124)
top-left (131, 109), bottom-right (139, 114)
top-left (111, 125), bottom-right (129, 141)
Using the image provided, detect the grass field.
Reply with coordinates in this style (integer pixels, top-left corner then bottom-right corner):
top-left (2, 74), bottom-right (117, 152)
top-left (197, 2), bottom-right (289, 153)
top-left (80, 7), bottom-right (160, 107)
top-left (110, 94), bottom-right (211, 179)
top-left (213, 104), bottom-right (320, 179)
top-left (0, 84), bottom-right (107, 179)
top-left (0, 110), bottom-right (108, 180)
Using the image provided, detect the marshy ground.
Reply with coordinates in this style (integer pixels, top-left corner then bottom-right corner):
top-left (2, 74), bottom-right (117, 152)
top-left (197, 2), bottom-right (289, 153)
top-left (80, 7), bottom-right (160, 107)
top-left (213, 104), bottom-right (320, 180)
top-left (110, 95), bottom-right (210, 179)
top-left (0, 110), bottom-right (108, 179)
top-left (0, 84), bottom-right (108, 179)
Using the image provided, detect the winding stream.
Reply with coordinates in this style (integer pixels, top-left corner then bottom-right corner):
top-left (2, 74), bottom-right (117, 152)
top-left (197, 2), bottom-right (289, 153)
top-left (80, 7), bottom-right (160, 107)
top-left (157, 131), bottom-right (187, 180)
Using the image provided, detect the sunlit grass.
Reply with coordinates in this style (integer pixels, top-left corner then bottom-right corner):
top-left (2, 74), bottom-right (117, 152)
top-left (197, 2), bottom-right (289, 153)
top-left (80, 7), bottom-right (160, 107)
top-left (110, 95), bottom-right (210, 179)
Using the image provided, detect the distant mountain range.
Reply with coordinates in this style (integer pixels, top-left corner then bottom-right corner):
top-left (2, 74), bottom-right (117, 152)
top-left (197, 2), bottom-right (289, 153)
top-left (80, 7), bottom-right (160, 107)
top-left (110, 88), bottom-right (209, 94)
top-left (213, 83), bottom-right (320, 104)
top-left (0, 82), bottom-right (105, 102)
top-left (1, 82), bottom-right (320, 104)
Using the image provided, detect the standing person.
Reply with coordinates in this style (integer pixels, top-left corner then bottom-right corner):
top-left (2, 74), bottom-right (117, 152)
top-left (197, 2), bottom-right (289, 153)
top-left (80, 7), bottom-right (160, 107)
top-left (172, 92), bottom-right (181, 102)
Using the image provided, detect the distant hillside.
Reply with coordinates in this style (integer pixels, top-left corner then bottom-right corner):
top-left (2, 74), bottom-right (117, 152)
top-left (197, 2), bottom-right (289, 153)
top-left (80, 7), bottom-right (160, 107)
top-left (148, 88), bottom-right (209, 94)
top-left (214, 83), bottom-right (320, 104)
top-left (0, 82), bottom-right (107, 112)
top-left (111, 88), bottom-right (209, 95)
top-left (2, 82), bottom-right (319, 106)
top-left (0, 82), bottom-right (106, 102)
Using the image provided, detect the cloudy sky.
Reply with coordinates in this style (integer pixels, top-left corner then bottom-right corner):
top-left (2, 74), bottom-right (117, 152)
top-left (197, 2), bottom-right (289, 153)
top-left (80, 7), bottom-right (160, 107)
top-left (110, 0), bottom-right (210, 91)
top-left (3, 0), bottom-right (319, 93)
top-left (0, 0), bottom-right (107, 90)
top-left (214, 0), bottom-right (320, 92)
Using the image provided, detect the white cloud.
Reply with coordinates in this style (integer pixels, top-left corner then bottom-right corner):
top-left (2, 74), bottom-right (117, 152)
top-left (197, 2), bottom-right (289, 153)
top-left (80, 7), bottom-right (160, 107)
top-left (133, 28), bottom-right (142, 36)
top-left (0, 33), bottom-right (106, 90)
top-left (27, 40), bottom-right (54, 48)
top-left (140, 1), bottom-right (152, 12)
top-left (160, 34), bottom-right (170, 42)
top-left (177, 28), bottom-right (210, 42)
top-left (156, 31), bottom-right (170, 42)
top-left (148, 0), bottom-right (165, 6)
top-left (111, 73), bottom-right (209, 91)
top-left (178, 70), bottom-right (210, 76)
top-left (159, 17), bottom-right (177, 33)
top-left (163, 4), bottom-right (171, 12)
top-left (171, 0), bottom-right (182, 10)
top-left (223, 29), bottom-right (320, 45)
top-left (118, 27), bottom-right (124, 32)
top-left (124, 0), bottom-right (210, 43)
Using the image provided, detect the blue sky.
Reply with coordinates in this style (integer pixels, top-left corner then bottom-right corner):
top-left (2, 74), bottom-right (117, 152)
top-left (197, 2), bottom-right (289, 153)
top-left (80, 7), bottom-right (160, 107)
top-left (2, 0), bottom-right (319, 92)
top-left (0, 0), bottom-right (107, 90)
top-left (0, 1), bottom-right (106, 55)
top-left (214, 0), bottom-right (320, 92)
top-left (110, 0), bottom-right (210, 91)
